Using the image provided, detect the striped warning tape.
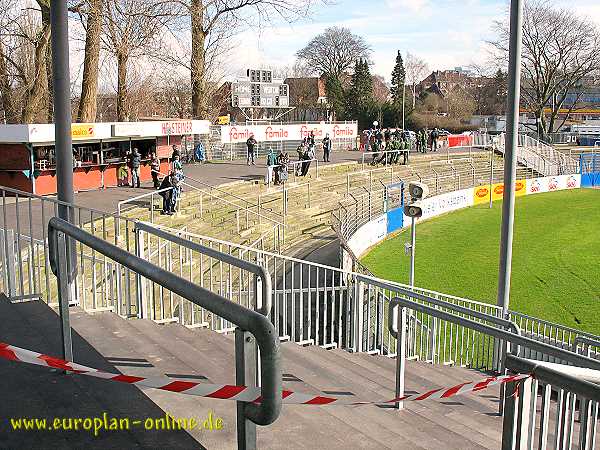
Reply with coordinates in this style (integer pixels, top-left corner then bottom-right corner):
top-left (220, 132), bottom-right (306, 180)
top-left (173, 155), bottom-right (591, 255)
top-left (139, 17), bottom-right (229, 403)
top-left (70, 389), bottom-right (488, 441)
top-left (0, 341), bottom-right (530, 406)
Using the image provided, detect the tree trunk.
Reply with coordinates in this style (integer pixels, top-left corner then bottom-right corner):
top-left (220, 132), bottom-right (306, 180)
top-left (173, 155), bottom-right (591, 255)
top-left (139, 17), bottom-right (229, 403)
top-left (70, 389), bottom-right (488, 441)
top-left (0, 41), bottom-right (17, 123)
top-left (78, 0), bottom-right (103, 122)
top-left (22, 24), bottom-right (51, 123)
top-left (116, 52), bottom-right (128, 121)
top-left (190, 0), bottom-right (207, 119)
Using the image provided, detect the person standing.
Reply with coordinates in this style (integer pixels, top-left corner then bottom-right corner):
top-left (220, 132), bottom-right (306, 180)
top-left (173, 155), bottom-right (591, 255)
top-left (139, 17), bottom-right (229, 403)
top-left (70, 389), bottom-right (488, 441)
top-left (322, 133), bottom-right (331, 162)
top-left (420, 129), bottom-right (428, 153)
top-left (171, 144), bottom-right (180, 161)
top-left (159, 173), bottom-right (174, 215)
top-left (130, 148), bottom-right (141, 188)
top-left (150, 152), bottom-right (161, 189)
top-left (431, 128), bottom-right (439, 152)
top-left (307, 131), bottom-right (316, 147)
top-left (246, 134), bottom-right (257, 165)
top-left (266, 147), bottom-right (276, 184)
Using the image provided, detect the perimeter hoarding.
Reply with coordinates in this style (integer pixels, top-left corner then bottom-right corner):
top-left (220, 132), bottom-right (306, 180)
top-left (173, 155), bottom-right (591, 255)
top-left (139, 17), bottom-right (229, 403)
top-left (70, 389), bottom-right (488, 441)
top-left (221, 123), bottom-right (358, 144)
top-left (473, 180), bottom-right (527, 205)
top-left (526, 174), bottom-right (581, 194)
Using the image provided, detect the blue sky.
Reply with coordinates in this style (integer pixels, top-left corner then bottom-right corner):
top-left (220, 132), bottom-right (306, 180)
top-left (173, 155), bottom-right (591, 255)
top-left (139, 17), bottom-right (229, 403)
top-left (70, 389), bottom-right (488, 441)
top-left (231, 0), bottom-right (600, 81)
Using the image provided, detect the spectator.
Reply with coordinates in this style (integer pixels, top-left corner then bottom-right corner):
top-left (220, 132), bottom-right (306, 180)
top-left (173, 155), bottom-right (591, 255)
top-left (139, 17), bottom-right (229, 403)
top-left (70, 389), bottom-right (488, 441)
top-left (171, 173), bottom-right (182, 212)
top-left (420, 129), bottom-right (428, 153)
top-left (322, 133), bottom-right (331, 162)
top-left (246, 134), bottom-right (257, 165)
top-left (171, 153), bottom-right (183, 175)
top-left (275, 151), bottom-right (289, 185)
top-left (150, 152), bottom-right (161, 189)
top-left (384, 128), bottom-right (391, 145)
top-left (307, 131), bottom-right (316, 146)
top-left (171, 145), bottom-right (180, 160)
top-left (266, 148), bottom-right (276, 184)
top-left (431, 128), bottom-right (440, 152)
top-left (159, 173), bottom-right (175, 215)
top-left (130, 148), bottom-right (141, 188)
top-left (301, 144), bottom-right (315, 176)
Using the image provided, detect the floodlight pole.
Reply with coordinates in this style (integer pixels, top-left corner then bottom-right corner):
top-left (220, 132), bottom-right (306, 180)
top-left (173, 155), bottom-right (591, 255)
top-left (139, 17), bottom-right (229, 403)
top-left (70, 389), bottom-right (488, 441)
top-left (50, 0), bottom-right (78, 345)
top-left (50, 0), bottom-right (74, 213)
top-left (497, 0), bottom-right (524, 317)
top-left (409, 216), bottom-right (416, 287)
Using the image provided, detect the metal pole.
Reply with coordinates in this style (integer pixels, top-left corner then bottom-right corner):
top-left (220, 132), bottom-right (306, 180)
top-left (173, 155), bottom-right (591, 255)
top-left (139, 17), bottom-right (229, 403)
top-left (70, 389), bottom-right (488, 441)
top-left (497, 0), bottom-right (524, 317)
top-left (50, 0), bottom-right (76, 306)
top-left (409, 217), bottom-right (416, 287)
top-left (51, 0), bottom-right (74, 209)
top-left (489, 148), bottom-right (494, 209)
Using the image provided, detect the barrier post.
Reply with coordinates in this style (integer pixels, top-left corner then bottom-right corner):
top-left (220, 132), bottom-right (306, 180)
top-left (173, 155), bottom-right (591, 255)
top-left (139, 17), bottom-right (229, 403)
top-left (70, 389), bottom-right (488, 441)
top-left (394, 305), bottom-right (407, 410)
top-left (55, 232), bottom-right (73, 363)
top-left (235, 328), bottom-right (258, 450)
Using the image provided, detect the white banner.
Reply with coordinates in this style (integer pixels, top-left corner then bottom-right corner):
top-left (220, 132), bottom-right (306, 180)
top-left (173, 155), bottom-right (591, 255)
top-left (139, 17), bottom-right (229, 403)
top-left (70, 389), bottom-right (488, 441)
top-left (220, 123), bottom-right (358, 144)
top-left (347, 214), bottom-right (388, 258)
top-left (404, 188), bottom-right (474, 224)
top-left (526, 174), bottom-right (581, 195)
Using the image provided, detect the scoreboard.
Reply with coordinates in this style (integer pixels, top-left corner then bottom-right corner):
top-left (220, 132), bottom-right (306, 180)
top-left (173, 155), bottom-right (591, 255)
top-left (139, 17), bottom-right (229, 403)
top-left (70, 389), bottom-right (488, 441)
top-left (231, 69), bottom-right (289, 108)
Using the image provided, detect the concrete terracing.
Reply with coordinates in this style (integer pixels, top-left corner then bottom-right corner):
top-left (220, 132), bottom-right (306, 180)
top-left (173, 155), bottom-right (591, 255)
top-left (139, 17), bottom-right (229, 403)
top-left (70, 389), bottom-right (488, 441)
top-left (0, 295), bottom-right (505, 449)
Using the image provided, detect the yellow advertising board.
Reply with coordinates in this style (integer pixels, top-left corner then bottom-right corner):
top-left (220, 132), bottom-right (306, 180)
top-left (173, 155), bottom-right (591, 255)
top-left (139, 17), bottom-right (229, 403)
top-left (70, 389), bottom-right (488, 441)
top-left (216, 115), bottom-right (230, 125)
top-left (473, 180), bottom-right (526, 205)
top-left (71, 124), bottom-right (95, 139)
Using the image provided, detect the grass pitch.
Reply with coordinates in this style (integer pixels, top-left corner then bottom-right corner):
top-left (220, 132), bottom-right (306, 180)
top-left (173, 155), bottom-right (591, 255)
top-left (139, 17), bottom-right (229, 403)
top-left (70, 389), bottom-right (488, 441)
top-left (361, 189), bottom-right (600, 335)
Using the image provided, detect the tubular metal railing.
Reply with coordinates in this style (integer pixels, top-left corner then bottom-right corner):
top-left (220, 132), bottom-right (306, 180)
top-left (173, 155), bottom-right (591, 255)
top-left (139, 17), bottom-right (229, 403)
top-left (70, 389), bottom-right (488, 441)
top-left (47, 217), bottom-right (281, 447)
top-left (503, 355), bottom-right (600, 450)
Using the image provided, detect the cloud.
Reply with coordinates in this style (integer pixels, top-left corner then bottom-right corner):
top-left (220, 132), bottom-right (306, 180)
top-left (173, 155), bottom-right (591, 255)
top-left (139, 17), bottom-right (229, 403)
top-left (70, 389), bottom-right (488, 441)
top-left (384, 0), bottom-right (431, 15)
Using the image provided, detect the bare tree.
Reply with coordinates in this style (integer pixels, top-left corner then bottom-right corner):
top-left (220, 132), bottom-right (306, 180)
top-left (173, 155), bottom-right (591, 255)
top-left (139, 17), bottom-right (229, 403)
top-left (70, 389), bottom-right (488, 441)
top-left (102, 0), bottom-right (176, 121)
top-left (175, 0), bottom-right (327, 119)
top-left (0, 0), bottom-right (52, 123)
top-left (295, 26), bottom-right (371, 80)
top-left (490, 0), bottom-right (600, 135)
top-left (74, 0), bottom-right (104, 122)
top-left (404, 52), bottom-right (428, 109)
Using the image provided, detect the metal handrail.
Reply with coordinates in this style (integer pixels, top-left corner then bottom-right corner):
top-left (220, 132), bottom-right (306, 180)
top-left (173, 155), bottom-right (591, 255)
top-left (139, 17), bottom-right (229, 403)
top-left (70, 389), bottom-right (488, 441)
top-left (505, 355), bottom-right (600, 401)
top-left (389, 296), bottom-right (600, 370)
top-left (135, 221), bottom-right (272, 316)
top-left (117, 187), bottom-right (174, 216)
top-left (47, 217), bottom-right (281, 426)
top-left (572, 336), bottom-right (600, 355)
top-left (158, 171), bottom-right (285, 227)
top-left (386, 287), bottom-right (521, 339)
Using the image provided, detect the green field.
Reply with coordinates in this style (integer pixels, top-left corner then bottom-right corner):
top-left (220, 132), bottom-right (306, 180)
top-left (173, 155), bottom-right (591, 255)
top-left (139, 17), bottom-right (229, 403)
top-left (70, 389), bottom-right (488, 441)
top-left (361, 189), bottom-right (600, 335)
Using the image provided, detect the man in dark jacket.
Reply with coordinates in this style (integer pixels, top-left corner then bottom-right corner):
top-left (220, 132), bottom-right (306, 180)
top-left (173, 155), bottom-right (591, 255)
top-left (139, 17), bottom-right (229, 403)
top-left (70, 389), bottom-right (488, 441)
top-left (246, 134), bottom-right (257, 165)
top-left (159, 173), bottom-right (175, 215)
top-left (322, 133), bottom-right (331, 162)
top-left (129, 148), bottom-right (141, 188)
top-left (150, 152), bottom-right (160, 189)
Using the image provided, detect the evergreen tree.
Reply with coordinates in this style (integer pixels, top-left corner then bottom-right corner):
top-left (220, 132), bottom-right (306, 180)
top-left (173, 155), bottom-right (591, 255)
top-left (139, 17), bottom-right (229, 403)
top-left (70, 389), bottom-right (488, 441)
top-left (390, 50), bottom-right (406, 104)
top-left (346, 59), bottom-right (374, 128)
top-left (324, 75), bottom-right (346, 120)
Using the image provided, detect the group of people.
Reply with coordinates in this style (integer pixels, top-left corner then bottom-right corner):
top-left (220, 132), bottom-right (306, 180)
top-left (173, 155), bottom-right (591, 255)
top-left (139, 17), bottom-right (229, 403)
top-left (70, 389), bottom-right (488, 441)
top-left (248, 131), bottom-right (334, 186)
top-left (126, 144), bottom-right (185, 216)
top-left (415, 127), bottom-right (442, 153)
top-left (156, 145), bottom-right (185, 215)
top-left (367, 128), bottom-right (410, 166)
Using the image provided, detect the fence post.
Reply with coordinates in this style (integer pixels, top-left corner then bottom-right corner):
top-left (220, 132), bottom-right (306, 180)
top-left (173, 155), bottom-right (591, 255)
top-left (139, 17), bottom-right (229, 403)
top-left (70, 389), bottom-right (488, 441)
top-left (236, 210), bottom-right (240, 233)
top-left (354, 279), bottom-right (363, 353)
top-left (235, 328), bottom-right (258, 450)
top-left (347, 174), bottom-right (350, 195)
top-left (134, 227), bottom-right (148, 319)
top-left (394, 305), bottom-right (407, 410)
top-left (307, 184), bottom-right (311, 208)
top-left (4, 229), bottom-right (16, 297)
top-left (55, 232), bottom-right (73, 363)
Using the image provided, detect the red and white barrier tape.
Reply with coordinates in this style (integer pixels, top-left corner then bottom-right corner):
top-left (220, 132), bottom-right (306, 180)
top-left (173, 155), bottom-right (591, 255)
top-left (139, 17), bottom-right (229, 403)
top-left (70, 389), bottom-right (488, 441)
top-left (0, 342), bottom-right (529, 406)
